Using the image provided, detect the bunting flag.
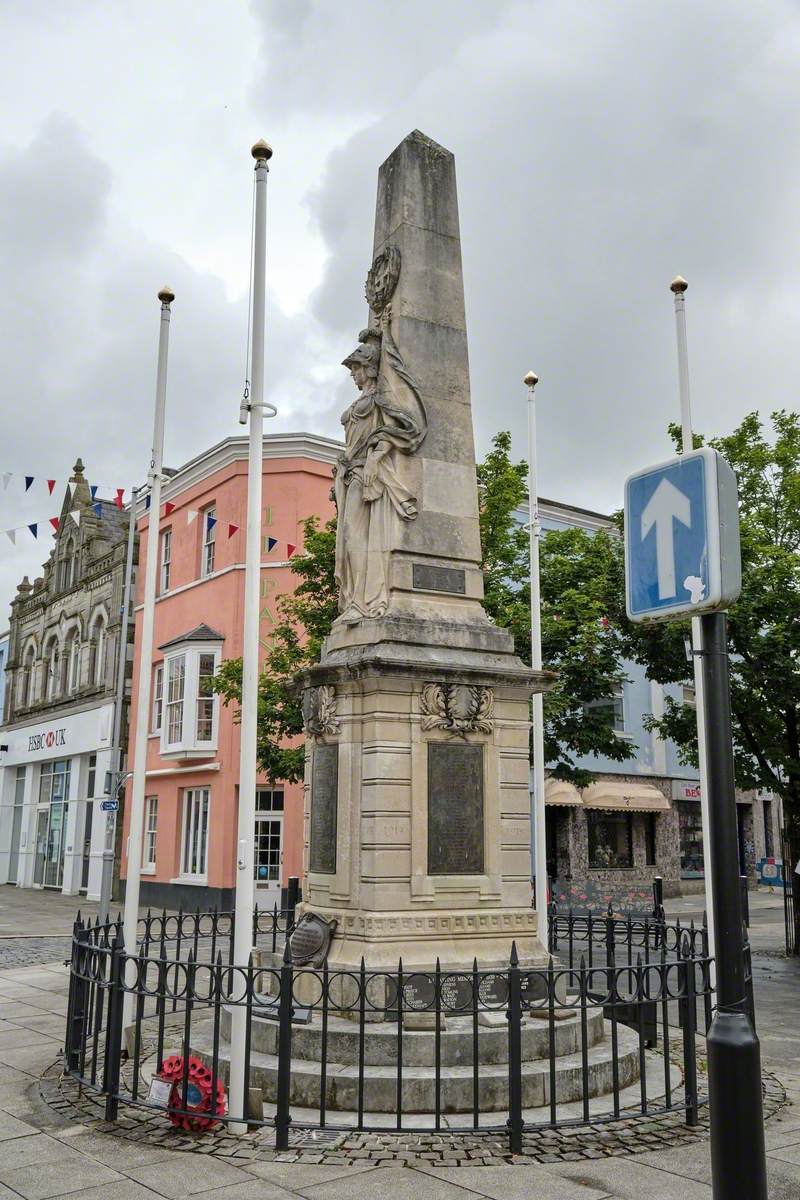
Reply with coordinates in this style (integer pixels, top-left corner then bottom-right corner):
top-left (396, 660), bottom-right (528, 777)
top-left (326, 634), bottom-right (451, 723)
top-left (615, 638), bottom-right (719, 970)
top-left (28, 524), bottom-right (37, 538)
top-left (206, 514), bottom-right (217, 532)
top-left (92, 502), bottom-right (102, 517)
top-left (287, 543), bottom-right (296, 557)
top-left (144, 495), bottom-right (151, 510)
top-left (114, 488), bottom-right (124, 509)
top-left (267, 536), bottom-right (278, 552)
top-left (2, 473), bottom-right (11, 490)
top-left (164, 501), bottom-right (176, 516)
top-left (25, 476), bottom-right (33, 491)
top-left (227, 523), bottom-right (239, 539)
top-left (67, 481), bottom-right (77, 501)
top-left (6, 529), bottom-right (15, 545)
top-left (47, 479), bottom-right (56, 494)
top-left (49, 517), bottom-right (60, 532)
top-left (187, 509), bottom-right (198, 525)
top-left (70, 510), bottom-right (81, 527)
top-left (90, 484), bottom-right (98, 500)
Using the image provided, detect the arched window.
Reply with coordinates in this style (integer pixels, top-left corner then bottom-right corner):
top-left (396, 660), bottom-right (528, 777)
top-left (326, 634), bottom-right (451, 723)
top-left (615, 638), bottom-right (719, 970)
top-left (89, 615), bottom-right (106, 687)
top-left (64, 628), bottom-right (80, 694)
top-left (44, 638), bottom-right (61, 701)
top-left (58, 536), bottom-right (77, 592)
top-left (18, 643), bottom-right (36, 706)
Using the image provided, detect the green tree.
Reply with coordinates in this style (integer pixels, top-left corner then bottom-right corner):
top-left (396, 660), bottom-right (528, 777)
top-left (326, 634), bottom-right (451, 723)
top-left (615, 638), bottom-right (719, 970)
top-left (623, 412), bottom-right (800, 849)
top-left (478, 432), bottom-right (633, 784)
top-left (212, 515), bottom-right (337, 783)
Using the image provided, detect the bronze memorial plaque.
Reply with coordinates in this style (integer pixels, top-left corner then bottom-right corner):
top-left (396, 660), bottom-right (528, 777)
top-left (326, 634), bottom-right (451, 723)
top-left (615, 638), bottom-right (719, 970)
top-left (412, 563), bottom-right (466, 595)
top-left (310, 743), bottom-right (338, 874)
top-left (427, 742), bottom-right (484, 874)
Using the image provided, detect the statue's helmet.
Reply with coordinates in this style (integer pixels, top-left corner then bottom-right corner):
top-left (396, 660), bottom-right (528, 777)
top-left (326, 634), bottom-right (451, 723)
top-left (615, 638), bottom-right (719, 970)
top-left (342, 328), bottom-right (381, 378)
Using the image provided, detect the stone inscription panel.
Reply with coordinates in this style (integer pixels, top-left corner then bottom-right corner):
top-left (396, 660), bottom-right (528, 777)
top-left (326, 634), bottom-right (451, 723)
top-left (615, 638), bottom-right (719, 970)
top-left (427, 742), bottom-right (484, 875)
top-left (310, 743), bottom-right (338, 874)
top-left (412, 563), bottom-right (466, 595)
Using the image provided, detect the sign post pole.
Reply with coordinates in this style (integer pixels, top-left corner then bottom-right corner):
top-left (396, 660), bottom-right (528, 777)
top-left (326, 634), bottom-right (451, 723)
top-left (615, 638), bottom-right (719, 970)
top-left (701, 612), bottom-right (767, 1200)
top-left (670, 277), bottom-right (715, 966)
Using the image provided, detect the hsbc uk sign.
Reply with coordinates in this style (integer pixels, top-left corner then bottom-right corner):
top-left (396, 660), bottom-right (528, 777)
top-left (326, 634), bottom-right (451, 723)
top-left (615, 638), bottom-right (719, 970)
top-left (28, 727), bottom-right (67, 753)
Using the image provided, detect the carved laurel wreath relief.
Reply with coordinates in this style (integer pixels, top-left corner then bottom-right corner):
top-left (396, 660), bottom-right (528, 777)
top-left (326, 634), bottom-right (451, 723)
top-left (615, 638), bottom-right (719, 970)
top-left (303, 685), bottom-right (341, 740)
top-left (420, 683), bottom-right (494, 736)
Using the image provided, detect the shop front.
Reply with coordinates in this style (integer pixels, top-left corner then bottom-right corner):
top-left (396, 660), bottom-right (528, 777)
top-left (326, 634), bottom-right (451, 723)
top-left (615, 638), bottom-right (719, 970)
top-left (672, 779), bottom-right (756, 887)
top-left (0, 703), bottom-right (115, 897)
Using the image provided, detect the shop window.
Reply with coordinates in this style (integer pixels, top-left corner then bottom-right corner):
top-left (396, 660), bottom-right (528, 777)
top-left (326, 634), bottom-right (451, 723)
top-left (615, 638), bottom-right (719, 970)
top-left (201, 507), bottom-right (217, 577)
top-left (143, 796), bottom-right (158, 870)
top-left (645, 813), bottom-right (657, 866)
top-left (678, 802), bottom-right (705, 878)
top-left (588, 811), bottom-right (633, 868)
top-left (181, 788), bottom-right (209, 878)
top-left (764, 800), bottom-right (774, 858)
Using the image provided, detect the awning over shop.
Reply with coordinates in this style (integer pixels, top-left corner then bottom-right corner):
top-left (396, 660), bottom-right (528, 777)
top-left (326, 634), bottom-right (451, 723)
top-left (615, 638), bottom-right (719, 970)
top-left (582, 780), bottom-right (671, 812)
top-left (544, 779), bottom-right (582, 806)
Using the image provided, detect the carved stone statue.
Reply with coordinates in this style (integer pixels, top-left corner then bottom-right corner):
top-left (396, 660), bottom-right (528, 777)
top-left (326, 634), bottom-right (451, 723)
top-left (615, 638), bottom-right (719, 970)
top-left (332, 249), bottom-right (427, 625)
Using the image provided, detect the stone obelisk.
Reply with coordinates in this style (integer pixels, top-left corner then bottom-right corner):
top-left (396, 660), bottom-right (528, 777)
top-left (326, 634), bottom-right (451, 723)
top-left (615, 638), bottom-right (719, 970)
top-left (300, 131), bottom-right (550, 971)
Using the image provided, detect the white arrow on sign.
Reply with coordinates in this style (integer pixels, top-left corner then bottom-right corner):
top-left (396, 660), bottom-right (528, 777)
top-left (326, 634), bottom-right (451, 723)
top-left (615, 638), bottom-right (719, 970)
top-left (641, 478), bottom-right (691, 599)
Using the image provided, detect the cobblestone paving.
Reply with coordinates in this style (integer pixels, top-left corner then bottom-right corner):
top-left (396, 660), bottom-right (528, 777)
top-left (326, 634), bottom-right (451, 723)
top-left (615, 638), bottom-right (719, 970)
top-left (39, 1055), bottom-right (786, 1168)
top-left (0, 936), bottom-right (72, 967)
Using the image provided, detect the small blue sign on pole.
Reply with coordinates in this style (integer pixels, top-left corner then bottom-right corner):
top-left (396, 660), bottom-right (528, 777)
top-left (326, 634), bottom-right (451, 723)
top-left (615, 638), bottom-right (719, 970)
top-left (100, 798), bottom-right (119, 813)
top-left (625, 448), bottom-right (741, 623)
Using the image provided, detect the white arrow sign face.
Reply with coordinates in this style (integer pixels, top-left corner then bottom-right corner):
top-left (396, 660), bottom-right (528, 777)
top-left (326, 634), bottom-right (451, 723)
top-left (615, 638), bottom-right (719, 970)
top-left (641, 478), bottom-right (691, 599)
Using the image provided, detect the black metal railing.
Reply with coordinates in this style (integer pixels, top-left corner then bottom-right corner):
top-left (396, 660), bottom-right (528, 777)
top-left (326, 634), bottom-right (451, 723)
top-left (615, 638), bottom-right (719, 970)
top-left (63, 900), bottom-right (723, 1154)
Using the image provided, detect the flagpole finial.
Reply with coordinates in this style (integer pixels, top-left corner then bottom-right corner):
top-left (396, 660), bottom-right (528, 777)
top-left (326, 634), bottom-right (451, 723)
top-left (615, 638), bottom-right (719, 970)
top-left (251, 139), bottom-right (273, 161)
top-left (670, 276), bottom-right (688, 294)
top-left (523, 371), bottom-right (539, 390)
top-left (158, 286), bottom-right (175, 305)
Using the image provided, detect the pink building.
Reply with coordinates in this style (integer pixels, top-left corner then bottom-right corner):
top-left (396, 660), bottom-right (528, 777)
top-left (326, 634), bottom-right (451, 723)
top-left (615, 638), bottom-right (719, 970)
top-left (121, 433), bottom-right (338, 910)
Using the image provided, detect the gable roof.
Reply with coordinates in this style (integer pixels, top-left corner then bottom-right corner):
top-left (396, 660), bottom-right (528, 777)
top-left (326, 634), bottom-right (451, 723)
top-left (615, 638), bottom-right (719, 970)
top-left (158, 623), bottom-right (225, 651)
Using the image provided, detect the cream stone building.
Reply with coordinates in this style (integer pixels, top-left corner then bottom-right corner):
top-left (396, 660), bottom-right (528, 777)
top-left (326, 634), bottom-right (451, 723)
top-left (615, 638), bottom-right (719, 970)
top-left (0, 460), bottom-right (134, 896)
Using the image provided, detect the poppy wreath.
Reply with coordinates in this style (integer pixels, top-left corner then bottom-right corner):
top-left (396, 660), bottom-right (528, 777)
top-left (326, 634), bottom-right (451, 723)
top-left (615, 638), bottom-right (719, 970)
top-left (157, 1054), bottom-right (227, 1131)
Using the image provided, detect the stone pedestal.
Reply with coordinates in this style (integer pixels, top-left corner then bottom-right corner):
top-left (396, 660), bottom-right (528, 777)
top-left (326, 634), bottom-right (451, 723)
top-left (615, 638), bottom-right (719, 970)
top-left (301, 635), bottom-right (549, 973)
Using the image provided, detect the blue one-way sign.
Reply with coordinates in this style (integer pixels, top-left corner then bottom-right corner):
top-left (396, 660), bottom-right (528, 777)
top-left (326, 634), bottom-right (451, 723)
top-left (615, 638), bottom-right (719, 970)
top-left (625, 448), bottom-right (741, 623)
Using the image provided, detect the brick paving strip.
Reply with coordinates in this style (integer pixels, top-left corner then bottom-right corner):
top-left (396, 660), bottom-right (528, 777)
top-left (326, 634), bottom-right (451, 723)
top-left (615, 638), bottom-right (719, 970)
top-left (38, 1049), bottom-right (786, 1168)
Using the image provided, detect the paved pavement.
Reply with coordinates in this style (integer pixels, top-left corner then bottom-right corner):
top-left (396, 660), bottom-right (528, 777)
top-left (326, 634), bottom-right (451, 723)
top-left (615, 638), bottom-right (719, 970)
top-left (0, 884), bottom-right (798, 1198)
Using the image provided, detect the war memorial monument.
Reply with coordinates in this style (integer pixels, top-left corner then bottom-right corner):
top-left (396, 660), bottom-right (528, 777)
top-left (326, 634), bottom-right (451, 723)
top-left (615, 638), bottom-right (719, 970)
top-left (298, 129), bottom-right (549, 973)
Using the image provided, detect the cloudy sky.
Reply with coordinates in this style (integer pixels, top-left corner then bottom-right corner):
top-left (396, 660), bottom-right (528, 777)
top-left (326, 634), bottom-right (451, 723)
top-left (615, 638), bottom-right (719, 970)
top-left (1, 0), bottom-right (798, 620)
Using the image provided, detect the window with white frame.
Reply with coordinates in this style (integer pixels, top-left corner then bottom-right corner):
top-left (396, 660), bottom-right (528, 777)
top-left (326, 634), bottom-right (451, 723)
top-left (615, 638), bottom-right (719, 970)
top-left (143, 796), bottom-right (158, 869)
top-left (583, 685), bottom-right (625, 733)
top-left (89, 615), bottom-right (106, 686)
top-left (165, 654), bottom-right (186, 745)
top-left (201, 507), bottom-right (216, 577)
top-left (180, 788), bottom-right (209, 878)
top-left (196, 653), bottom-right (215, 741)
top-left (160, 642), bottom-right (220, 755)
top-left (160, 529), bottom-right (172, 593)
top-left (45, 640), bottom-right (60, 701)
top-left (151, 663), bottom-right (164, 733)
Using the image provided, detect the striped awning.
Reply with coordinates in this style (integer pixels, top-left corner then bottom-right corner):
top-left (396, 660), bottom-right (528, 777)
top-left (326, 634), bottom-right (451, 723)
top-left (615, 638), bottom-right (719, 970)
top-left (582, 780), bottom-right (671, 812)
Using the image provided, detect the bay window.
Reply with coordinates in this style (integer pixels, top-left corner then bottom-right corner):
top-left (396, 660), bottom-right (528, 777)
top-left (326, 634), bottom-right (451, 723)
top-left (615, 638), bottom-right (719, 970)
top-left (158, 629), bottom-right (222, 757)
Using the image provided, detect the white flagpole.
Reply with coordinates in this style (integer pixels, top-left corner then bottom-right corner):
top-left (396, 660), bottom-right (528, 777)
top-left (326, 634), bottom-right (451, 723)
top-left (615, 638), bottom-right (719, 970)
top-left (229, 139), bottom-right (276, 1132)
top-left (121, 287), bottom-right (174, 1027)
top-left (670, 276), bottom-right (715, 965)
top-left (524, 371), bottom-right (549, 951)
